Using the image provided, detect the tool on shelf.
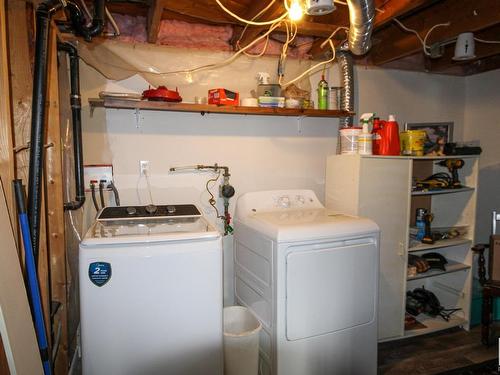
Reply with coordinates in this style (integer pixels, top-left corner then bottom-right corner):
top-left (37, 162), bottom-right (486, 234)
top-left (169, 163), bottom-right (235, 235)
top-left (422, 212), bottom-right (435, 244)
top-left (437, 159), bottom-right (464, 188)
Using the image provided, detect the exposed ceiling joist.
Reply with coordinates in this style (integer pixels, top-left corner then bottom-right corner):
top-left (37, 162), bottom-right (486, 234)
top-left (369, 0), bottom-right (500, 65)
top-left (147, 0), bottom-right (165, 43)
top-left (308, 0), bottom-right (433, 59)
top-left (231, 1), bottom-right (286, 49)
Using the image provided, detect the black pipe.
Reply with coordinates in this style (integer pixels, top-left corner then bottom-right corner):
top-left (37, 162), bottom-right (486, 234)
top-left (27, 0), bottom-right (64, 264)
top-left (65, 0), bottom-right (105, 42)
top-left (59, 42), bottom-right (86, 211)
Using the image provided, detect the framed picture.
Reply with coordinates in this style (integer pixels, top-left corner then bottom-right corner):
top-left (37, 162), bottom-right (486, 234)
top-left (404, 122), bottom-right (454, 155)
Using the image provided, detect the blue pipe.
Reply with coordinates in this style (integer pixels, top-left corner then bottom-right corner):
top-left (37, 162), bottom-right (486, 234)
top-left (13, 180), bottom-right (52, 375)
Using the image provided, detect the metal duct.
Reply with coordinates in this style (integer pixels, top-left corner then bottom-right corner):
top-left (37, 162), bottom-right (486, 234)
top-left (337, 50), bottom-right (354, 127)
top-left (346, 0), bottom-right (375, 55)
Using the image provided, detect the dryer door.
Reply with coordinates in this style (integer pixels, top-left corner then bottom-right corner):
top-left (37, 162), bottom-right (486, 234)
top-left (286, 238), bottom-right (378, 341)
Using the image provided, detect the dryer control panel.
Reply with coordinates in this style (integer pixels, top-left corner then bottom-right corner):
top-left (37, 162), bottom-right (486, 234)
top-left (235, 190), bottom-right (324, 217)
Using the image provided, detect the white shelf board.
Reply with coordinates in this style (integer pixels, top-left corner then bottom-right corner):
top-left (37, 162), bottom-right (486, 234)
top-left (411, 186), bottom-right (475, 196)
top-left (408, 238), bottom-right (472, 252)
top-left (407, 260), bottom-right (470, 281)
top-left (404, 314), bottom-right (467, 338)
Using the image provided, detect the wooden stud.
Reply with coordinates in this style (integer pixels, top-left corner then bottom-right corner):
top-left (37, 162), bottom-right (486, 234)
top-left (45, 27), bottom-right (69, 373)
top-left (0, 0), bottom-right (17, 233)
top-left (7, 0), bottom-right (33, 185)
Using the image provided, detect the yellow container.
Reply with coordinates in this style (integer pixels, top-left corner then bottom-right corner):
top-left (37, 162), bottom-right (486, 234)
top-left (408, 130), bottom-right (426, 156)
top-left (401, 130), bottom-right (426, 156)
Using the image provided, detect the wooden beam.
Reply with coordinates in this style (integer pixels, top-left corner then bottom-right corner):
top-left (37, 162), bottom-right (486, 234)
top-left (231, 0), bottom-right (286, 48)
top-left (374, 0), bottom-right (435, 28)
top-left (148, 0), bottom-right (165, 43)
top-left (7, 0), bottom-right (32, 186)
top-left (463, 53), bottom-right (500, 75)
top-left (164, 0), bottom-right (245, 25)
top-left (0, 0), bottom-right (16, 232)
top-left (429, 25), bottom-right (500, 73)
top-left (369, 0), bottom-right (500, 65)
top-left (46, 27), bottom-right (69, 374)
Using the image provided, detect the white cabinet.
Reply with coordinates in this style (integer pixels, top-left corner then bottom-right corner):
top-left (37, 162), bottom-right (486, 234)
top-left (325, 155), bottom-right (479, 341)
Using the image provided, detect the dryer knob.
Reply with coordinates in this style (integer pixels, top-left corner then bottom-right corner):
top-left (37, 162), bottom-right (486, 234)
top-left (126, 206), bottom-right (137, 215)
top-left (145, 204), bottom-right (158, 214)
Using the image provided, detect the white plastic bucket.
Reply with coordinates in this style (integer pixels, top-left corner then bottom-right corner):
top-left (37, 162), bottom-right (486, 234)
top-left (339, 127), bottom-right (362, 154)
top-left (223, 306), bottom-right (262, 375)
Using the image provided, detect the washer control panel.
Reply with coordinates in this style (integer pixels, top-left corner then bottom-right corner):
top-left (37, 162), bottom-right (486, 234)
top-left (97, 204), bottom-right (201, 220)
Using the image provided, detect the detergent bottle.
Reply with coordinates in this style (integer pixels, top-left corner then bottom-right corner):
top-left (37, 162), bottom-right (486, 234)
top-left (379, 114), bottom-right (401, 156)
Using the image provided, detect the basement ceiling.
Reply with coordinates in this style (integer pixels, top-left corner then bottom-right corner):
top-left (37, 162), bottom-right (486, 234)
top-left (100, 0), bottom-right (500, 76)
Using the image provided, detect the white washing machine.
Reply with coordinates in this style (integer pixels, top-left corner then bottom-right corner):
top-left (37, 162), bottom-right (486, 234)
top-left (234, 190), bottom-right (380, 375)
top-left (79, 204), bottom-right (223, 375)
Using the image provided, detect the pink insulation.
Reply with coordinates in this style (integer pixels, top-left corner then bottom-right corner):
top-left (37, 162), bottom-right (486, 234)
top-left (157, 20), bottom-right (233, 50)
top-left (111, 13), bottom-right (312, 58)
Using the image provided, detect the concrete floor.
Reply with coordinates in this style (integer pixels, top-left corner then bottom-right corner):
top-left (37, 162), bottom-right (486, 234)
top-left (378, 327), bottom-right (498, 374)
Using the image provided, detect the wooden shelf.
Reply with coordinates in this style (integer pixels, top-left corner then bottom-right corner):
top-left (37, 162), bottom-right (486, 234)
top-left (404, 314), bottom-right (467, 338)
top-left (407, 260), bottom-right (470, 281)
top-left (408, 238), bottom-right (472, 252)
top-left (88, 98), bottom-right (354, 118)
top-left (411, 186), bottom-right (475, 196)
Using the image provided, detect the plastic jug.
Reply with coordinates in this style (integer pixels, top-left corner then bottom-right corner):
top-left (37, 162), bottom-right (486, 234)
top-left (378, 115), bottom-right (401, 156)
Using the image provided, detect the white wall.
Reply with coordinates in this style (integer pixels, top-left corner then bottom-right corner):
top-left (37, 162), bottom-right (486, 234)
top-left (464, 69), bottom-right (500, 243)
top-left (79, 50), bottom-right (467, 304)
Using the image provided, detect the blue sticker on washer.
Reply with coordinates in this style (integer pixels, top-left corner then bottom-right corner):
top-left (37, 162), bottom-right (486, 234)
top-left (89, 262), bottom-right (112, 287)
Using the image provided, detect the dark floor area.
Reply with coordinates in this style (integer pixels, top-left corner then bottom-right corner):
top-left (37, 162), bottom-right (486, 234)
top-left (378, 327), bottom-right (498, 374)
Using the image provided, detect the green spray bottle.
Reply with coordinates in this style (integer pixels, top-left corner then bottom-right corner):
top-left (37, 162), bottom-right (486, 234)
top-left (317, 74), bottom-right (328, 110)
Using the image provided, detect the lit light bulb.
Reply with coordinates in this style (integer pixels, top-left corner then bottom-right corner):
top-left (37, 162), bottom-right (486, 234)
top-left (288, 0), bottom-right (304, 21)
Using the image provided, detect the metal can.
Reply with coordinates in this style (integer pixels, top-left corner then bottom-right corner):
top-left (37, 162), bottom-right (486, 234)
top-left (329, 87), bottom-right (342, 110)
top-left (407, 130), bottom-right (427, 156)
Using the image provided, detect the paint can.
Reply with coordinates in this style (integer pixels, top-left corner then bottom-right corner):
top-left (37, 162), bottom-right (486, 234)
top-left (339, 127), bottom-right (362, 154)
top-left (400, 130), bottom-right (426, 156)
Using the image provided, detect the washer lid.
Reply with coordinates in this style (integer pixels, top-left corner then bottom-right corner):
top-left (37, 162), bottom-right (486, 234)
top-left (238, 208), bottom-right (379, 242)
top-left (81, 216), bottom-right (220, 246)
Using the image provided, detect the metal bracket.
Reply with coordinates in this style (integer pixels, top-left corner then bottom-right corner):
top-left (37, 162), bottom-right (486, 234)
top-left (90, 104), bottom-right (95, 118)
top-left (296, 115), bottom-right (306, 134)
top-left (135, 108), bottom-right (142, 129)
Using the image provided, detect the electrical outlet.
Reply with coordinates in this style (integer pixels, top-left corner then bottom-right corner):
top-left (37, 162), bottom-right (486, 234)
top-left (140, 160), bottom-right (150, 176)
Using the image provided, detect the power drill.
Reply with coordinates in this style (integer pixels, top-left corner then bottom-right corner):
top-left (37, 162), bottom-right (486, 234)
top-left (437, 159), bottom-right (464, 188)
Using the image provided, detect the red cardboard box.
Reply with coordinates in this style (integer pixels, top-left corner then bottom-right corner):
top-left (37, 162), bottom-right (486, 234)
top-left (208, 88), bottom-right (239, 106)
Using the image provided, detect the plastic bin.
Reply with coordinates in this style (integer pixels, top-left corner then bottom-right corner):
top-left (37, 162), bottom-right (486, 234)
top-left (223, 306), bottom-right (262, 375)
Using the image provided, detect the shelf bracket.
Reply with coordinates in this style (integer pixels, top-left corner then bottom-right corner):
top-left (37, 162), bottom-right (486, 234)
top-left (135, 108), bottom-right (142, 129)
top-left (296, 115), bottom-right (306, 134)
top-left (90, 104), bottom-right (95, 118)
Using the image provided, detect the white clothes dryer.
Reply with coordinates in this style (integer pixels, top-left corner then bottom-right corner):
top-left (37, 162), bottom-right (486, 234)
top-left (234, 190), bottom-right (379, 375)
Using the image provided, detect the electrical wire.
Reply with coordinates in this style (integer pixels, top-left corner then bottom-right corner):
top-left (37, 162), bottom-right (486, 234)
top-left (281, 39), bottom-right (336, 87)
top-left (215, 0), bottom-right (288, 25)
top-left (237, 0), bottom-right (277, 48)
top-left (144, 170), bottom-right (154, 205)
top-left (393, 18), bottom-right (450, 56)
top-left (475, 37), bottom-right (500, 44)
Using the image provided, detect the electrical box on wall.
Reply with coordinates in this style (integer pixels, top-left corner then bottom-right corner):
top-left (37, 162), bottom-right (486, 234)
top-left (84, 164), bottom-right (114, 192)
